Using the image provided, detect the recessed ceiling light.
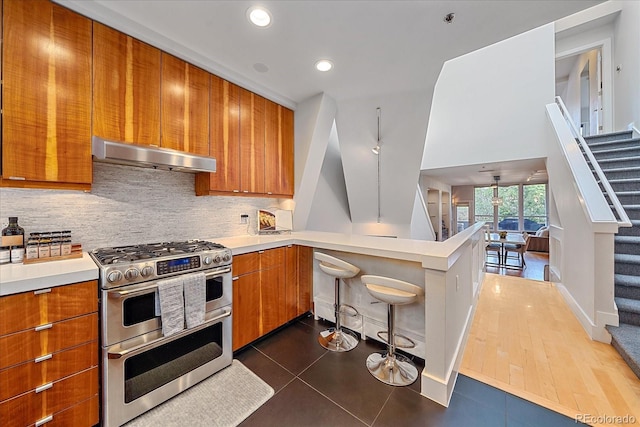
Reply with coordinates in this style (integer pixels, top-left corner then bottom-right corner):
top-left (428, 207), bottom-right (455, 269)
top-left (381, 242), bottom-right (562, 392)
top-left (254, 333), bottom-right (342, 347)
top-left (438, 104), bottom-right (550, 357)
top-left (315, 60), bottom-right (333, 72)
top-left (247, 6), bottom-right (272, 27)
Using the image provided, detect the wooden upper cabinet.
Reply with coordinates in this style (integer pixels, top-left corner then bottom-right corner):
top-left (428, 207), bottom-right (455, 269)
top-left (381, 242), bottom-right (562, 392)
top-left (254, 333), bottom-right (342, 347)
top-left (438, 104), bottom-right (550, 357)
top-left (161, 53), bottom-right (210, 156)
top-left (239, 88), bottom-right (265, 194)
top-left (2, 0), bottom-right (92, 187)
top-left (265, 100), bottom-right (294, 197)
top-left (205, 76), bottom-right (241, 192)
top-left (92, 22), bottom-right (161, 146)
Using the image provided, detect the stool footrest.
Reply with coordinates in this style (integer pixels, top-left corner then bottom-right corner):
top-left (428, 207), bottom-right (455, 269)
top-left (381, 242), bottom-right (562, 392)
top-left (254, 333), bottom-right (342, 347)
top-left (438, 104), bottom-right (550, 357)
top-left (339, 304), bottom-right (359, 317)
top-left (376, 331), bottom-right (417, 349)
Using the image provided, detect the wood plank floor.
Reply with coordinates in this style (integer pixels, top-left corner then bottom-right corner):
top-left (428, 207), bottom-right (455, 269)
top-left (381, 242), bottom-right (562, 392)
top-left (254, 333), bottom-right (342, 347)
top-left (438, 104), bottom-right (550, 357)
top-left (461, 273), bottom-right (640, 426)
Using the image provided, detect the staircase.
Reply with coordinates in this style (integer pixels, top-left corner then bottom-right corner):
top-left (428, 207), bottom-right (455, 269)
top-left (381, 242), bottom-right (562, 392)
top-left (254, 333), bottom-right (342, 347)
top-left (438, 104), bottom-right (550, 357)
top-left (583, 130), bottom-right (640, 379)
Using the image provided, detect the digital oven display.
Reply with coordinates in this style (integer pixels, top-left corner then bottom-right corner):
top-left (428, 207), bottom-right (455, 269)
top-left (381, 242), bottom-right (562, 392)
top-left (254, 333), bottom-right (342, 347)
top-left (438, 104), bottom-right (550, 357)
top-left (156, 256), bottom-right (200, 275)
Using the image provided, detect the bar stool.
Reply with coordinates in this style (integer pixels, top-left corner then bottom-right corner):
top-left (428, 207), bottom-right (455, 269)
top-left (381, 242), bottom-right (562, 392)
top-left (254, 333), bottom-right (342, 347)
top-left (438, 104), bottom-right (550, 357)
top-left (315, 252), bottom-right (360, 352)
top-left (361, 275), bottom-right (424, 386)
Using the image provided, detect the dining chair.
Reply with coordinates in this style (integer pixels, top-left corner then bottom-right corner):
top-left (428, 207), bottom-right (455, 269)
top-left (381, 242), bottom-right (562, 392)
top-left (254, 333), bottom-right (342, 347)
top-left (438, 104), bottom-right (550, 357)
top-left (503, 233), bottom-right (531, 268)
top-left (485, 231), bottom-right (502, 265)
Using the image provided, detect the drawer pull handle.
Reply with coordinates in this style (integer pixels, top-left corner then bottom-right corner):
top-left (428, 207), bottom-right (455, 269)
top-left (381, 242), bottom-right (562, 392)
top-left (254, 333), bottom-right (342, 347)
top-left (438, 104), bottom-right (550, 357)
top-left (35, 382), bottom-right (53, 393)
top-left (34, 288), bottom-right (52, 295)
top-left (232, 276), bottom-right (239, 281)
top-left (35, 323), bottom-right (53, 332)
top-left (35, 354), bottom-right (53, 363)
top-left (35, 415), bottom-right (53, 427)
top-left (258, 250), bottom-right (265, 254)
top-left (8, 176), bottom-right (26, 181)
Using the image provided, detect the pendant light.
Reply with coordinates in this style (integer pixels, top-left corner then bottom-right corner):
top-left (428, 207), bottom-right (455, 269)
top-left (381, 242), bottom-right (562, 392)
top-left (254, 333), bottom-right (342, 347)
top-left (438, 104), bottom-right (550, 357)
top-left (491, 176), bottom-right (503, 206)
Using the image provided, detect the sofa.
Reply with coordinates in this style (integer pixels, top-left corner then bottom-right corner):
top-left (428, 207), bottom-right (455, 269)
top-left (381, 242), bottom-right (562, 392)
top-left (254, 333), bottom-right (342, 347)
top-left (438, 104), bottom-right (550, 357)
top-left (527, 226), bottom-right (549, 253)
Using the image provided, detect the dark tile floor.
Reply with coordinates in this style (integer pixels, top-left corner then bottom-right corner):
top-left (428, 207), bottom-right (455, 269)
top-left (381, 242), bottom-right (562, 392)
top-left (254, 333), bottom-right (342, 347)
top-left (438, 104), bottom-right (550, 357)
top-left (236, 314), bottom-right (582, 427)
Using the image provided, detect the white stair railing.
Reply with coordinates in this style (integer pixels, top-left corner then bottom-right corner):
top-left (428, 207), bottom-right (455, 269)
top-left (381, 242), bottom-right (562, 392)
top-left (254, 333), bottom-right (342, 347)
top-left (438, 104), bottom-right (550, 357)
top-left (555, 96), bottom-right (632, 228)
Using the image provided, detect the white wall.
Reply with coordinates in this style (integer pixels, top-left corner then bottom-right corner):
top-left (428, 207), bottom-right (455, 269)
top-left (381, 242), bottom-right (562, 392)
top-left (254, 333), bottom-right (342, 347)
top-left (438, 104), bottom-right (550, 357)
top-left (563, 49), bottom-right (601, 135)
top-left (305, 121), bottom-right (352, 234)
top-left (422, 24), bottom-right (556, 171)
top-left (613, 0), bottom-right (640, 129)
top-left (336, 91), bottom-right (431, 237)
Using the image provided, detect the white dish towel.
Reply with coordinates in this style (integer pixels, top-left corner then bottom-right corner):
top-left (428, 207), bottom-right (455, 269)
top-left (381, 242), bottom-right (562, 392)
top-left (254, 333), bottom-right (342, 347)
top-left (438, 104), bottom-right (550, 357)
top-left (155, 276), bottom-right (185, 337)
top-left (183, 272), bottom-right (206, 328)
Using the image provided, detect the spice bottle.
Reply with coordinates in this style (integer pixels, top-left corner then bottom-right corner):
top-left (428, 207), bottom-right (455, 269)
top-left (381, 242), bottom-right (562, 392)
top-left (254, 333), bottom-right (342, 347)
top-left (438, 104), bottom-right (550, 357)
top-left (2, 217), bottom-right (25, 263)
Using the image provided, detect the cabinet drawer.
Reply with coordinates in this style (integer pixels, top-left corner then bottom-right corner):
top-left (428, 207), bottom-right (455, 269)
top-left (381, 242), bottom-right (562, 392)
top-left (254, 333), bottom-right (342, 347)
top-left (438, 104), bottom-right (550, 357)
top-left (37, 395), bottom-right (99, 427)
top-left (0, 367), bottom-right (98, 427)
top-left (0, 341), bottom-right (97, 401)
top-left (0, 281), bottom-right (97, 336)
top-left (233, 252), bottom-right (260, 276)
top-left (260, 247), bottom-right (285, 268)
top-left (0, 313), bottom-right (98, 369)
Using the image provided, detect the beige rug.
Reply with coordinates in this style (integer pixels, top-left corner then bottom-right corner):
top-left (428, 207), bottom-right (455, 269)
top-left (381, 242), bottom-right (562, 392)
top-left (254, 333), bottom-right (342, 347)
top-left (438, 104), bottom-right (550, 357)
top-left (125, 360), bottom-right (274, 427)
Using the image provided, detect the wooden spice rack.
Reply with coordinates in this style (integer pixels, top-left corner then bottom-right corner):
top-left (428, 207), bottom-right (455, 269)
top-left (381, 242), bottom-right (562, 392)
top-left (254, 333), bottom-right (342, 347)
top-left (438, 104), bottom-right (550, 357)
top-left (23, 244), bottom-right (83, 264)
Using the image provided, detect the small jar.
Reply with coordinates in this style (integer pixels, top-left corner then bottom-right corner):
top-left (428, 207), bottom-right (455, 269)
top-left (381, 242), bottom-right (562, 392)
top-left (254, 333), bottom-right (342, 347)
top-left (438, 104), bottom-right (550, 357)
top-left (61, 238), bottom-right (72, 256)
top-left (50, 239), bottom-right (61, 257)
top-left (38, 241), bottom-right (50, 258)
top-left (10, 247), bottom-right (25, 263)
top-left (0, 247), bottom-right (10, 264)
top-left (26, 240), bottom-right (39, 260)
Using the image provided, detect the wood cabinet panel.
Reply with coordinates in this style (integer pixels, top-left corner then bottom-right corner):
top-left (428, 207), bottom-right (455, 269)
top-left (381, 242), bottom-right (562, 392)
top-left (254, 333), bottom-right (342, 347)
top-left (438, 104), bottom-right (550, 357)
top-left (2, 0), bottom-right (92, 185)
top-left (205, 76), bottom-right (241, 192)
top-left (0, 281), bottom-right (97, 336)
top-left (92, 22), bottom-right (161, 146)
top-left (260, 265), bottom-right (285, 335)
top-left (239, 88), bottom-right (265, 194)
top-left (232, 252), bottom-right (260, 277)
top-left (0, 341), bottom-right (97, 401)
top-left (0, 367), bottom-right (98, 427)
top-left (161, 53), bottom-right (210, 156)
top-left (45, 395), bottom-right (99, 427)
top-left (283, 245), bottom-right (299, 322)
top-left (232, 271), bottom-right (261, 351)
top-left (297, 246), bottom-right (314, 315)
top-left (265, 101), bottom-right (294, 197)
top-left (0, 314), bottom-right (98, 369)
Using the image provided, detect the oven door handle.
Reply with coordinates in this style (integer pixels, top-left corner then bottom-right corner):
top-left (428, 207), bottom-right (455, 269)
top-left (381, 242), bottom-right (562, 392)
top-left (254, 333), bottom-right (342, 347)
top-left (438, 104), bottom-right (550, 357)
top-left (107, 307), bottom-right (231, 359)
top-left (107, 266), bottom-right (231, 299)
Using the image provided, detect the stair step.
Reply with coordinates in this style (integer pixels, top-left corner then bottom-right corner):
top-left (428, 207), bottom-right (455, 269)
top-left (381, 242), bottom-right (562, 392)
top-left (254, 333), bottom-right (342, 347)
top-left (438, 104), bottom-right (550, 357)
top-left (607, 323), bottom-right (640, 379)
top-left (616, 235), bottom-right (640, 244)
top-left (607, 178), bottom-right (640, 192)
top-left (600, 166), bottom-right (640, 180)
top-left (584, 130), bottom-right (634, 144)
top-left (614, 235), bottom-right (640, 254)
top-left (592, 145), bottom-right (640, 160)
top-left (616, 253), bottom-right (640, 264)
top-left (596, 156), bottom-right (640, 169)
top-left (586, 136), bottom-right (640, 150)
top-left (617, 220), bottom-right (640, 237)
top-left (616, 297), bottom-right (640, 315)
top-left (616, 274), bottom-right (640, 299)
top-left (616, 274), bottom-right (640, 288)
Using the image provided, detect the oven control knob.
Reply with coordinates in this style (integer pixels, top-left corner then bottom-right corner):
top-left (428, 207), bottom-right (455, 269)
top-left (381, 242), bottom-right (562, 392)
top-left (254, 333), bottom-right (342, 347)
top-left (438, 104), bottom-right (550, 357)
top-left (141, 266), bottom-right (154, 277)
top-left (214, 255), bottom-right (222, 264)
top-left (203, 256), bottom-right (212, 265)
top-left (223, 253), bottom-right (231, 262)
top-left (125, 268), bottom-right (139, 280)
top-left (107, 270), bottom-right (123, 283)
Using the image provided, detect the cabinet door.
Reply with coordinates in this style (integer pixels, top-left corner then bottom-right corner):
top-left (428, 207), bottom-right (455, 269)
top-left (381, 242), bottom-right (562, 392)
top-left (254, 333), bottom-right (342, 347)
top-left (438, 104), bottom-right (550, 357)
top-left (297, 246), bottom-right (313, 315)
top-left (207, 75), bottom-right (241, 192)
top-left (232, 271), bottom-right (261, 351)
top-left (239, 88), bottom-right (265, 194)
top-left (259, 248), bottom-right (285, 333)
top-left (283, 245), bottom-right (298, 322)
top-left (161, 53), bottom-right (210, 156)
top-left (93, 22), bottom-right (161, 146)
top-left (2, 0), bottom-right (92, 185)
top-left (265, 101), bottom-right (294, 197)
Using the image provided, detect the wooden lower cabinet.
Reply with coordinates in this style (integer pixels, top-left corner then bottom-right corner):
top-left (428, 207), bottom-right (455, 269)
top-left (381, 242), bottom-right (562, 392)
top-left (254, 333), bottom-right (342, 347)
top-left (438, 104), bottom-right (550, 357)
top-left (0, 281), bottom-right (98, 427)
top-left (232, 245), bottom-right (312, 351)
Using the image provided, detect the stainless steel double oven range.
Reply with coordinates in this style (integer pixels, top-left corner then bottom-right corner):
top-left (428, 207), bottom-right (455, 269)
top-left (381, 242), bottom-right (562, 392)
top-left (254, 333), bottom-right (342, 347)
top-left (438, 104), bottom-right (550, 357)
top-left (90, 240), bottom-right (233, 427)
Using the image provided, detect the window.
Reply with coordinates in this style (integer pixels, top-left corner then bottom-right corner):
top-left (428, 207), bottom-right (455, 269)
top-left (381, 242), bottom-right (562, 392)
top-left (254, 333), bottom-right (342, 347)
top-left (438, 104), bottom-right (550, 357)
top-left (474, 183), bottom-right (547, 232)
top-left (523, 184), bottom-right (547, 231)
top-left (474, 187), bottom-right (494, 229)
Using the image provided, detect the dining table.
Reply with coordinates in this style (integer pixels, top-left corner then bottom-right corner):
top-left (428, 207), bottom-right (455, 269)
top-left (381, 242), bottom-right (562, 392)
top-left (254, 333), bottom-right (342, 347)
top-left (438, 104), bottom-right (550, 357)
top-left (488, 232), bottom-right (526, 269)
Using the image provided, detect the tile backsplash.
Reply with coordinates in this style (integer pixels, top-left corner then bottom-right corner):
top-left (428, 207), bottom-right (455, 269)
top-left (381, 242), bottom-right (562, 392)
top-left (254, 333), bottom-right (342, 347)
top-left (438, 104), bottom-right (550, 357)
top-left (0, 163), bottom-right (289, 250)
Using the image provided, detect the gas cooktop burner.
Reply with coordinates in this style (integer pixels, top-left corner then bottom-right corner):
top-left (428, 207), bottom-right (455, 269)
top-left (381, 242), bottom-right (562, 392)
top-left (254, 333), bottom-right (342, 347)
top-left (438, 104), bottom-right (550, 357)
top-left (91, 240), bottom-right (226, 266)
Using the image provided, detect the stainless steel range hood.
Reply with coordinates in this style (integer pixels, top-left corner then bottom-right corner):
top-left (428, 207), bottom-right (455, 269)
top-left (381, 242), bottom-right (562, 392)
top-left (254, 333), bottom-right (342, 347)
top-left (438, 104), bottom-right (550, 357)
top-left (92, 137), bottom-right (216, 173)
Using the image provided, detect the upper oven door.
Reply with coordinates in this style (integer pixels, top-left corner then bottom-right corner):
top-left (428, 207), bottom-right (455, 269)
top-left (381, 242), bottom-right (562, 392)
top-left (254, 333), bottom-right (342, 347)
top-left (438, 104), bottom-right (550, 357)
top-left (102, 266), bottom-right (232, 347)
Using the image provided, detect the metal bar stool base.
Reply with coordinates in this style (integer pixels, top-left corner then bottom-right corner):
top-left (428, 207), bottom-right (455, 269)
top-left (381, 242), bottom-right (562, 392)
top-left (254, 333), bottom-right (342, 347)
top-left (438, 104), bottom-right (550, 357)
top-left (318, 327), bottom-right (359, 352)
top-left (366, 351), bottom-right (419, 386)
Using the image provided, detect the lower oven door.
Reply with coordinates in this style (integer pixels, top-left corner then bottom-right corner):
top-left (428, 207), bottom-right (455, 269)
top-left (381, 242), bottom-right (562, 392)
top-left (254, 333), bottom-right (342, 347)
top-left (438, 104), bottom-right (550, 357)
top-left (102, 266), bottom-right (231, 346)
top-left (102, 307), bottom-right (232, 427)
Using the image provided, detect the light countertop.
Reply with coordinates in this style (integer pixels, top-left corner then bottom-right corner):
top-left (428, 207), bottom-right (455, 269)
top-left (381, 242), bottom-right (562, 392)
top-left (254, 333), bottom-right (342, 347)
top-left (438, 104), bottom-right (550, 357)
top-left (0, 252), bottom-right (99, 296)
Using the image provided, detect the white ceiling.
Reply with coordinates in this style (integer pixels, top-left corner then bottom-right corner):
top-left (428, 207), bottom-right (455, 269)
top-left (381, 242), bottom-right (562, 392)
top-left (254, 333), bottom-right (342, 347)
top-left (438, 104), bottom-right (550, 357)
top-left (60, 0), bottom-right (602, 108)
top-left (422, 158), bottom-right (549, 187)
